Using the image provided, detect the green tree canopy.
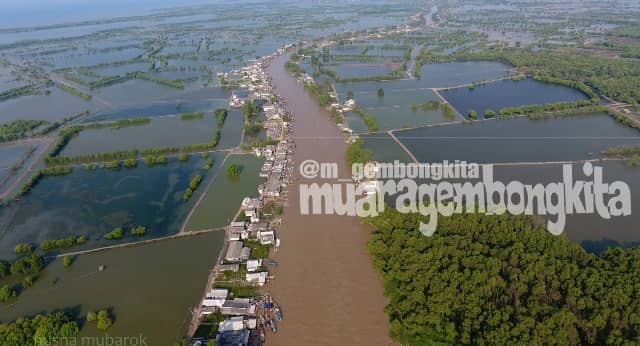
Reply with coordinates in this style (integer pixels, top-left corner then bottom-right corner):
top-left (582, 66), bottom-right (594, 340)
top-left (364, 209), bottom-right (640, 345)
top-left (226, 163), bottom-right (241, 178)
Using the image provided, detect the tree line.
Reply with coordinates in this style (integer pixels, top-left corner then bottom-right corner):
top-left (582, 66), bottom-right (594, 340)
top-left (0, 120), bottom-right (48, 142)
top-left (0, 311), bottom-right (79, 344)
top-left (447, 48), bottom-right (640, 106)
top-left (183, 174), bottom-right (203, 201)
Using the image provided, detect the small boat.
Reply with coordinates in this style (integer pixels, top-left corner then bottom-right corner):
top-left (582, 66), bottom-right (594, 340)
top-left (269, 319), bottom-right (277, 333)
top-left (266, 259), bottom-right (278, 266)
top-left (98, 265), bottom-right (105, 272)
top-left (274, 305), bottom-right (283, 321)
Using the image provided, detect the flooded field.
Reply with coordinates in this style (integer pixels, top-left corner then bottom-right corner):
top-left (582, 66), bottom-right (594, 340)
top-left (331, 62), bottom-right (396, 78)
top-left (44, 48), bottom-right (146, 69)
top-left (0, 230), bottom-right (225, 344)
top-left (0, 142), bottom-right (31, 171)
top-left (11, 0), bottom-right (640, 343)
top-left (185, 154), bottom-right (265, 231)
top-left (62, 112), bottom-right (242, 156)
top-left (492, 161), bottom-right (640, 247)
top-left (94, 80), bottom-right (189, 106)
top-left (396, 114), bottom-right (640, 163)
top-left (92, 62), bottom-right (150, 77)
top-left (376, 158), bottom-right (640, 249)
top-left (328, 61), bottom-right (516, 132)
top-left (419, 61), bottom-right (512, 88)
top-left (0, 153), bottom-right (226, 256)
top-left (0, 87), bottom-right (97, 124)
top-left (361, 132), bottom-right (412, 163)
top-left (346, 86), bottom-right (456, 132)
top-left (440, 77), bottom-right (590, 119)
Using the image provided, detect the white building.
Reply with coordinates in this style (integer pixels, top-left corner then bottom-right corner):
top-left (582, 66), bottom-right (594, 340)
top-left (246, 259), bottom-right (262, 272)
top-left (257, 230), bottom-right (275, 245)
top-left (202, 288), bottom-right (228, 308)
top-left (240, 247), bottom-right (251, 261)
top-left (220, 298), bottom-right (256, 315)
top-left (245, 272), bottom-right (268, 286)
top-left (241, 197), bottom-right (262, 210)
top-left (218, 316), bottom-right (245, 332)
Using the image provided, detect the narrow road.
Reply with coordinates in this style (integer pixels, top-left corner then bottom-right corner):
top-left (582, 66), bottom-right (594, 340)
top-left (48, 70), bottom-right (115, 109)
top-left (431, 74), bottom-right (523, 91)
top-left (387, 130), bottom-right (418, 163)
top-left (6, 54), bottom-right (115, 109)
top-left (0, 137), bottom-right (54, 200)
top-left (264, 53), bottom-right (394, 345)
top-left (53, 227), bottom-right (225, 258)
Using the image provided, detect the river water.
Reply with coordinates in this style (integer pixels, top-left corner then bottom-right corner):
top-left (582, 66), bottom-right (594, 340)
top-left (264, 53), bottom-right (393, 345)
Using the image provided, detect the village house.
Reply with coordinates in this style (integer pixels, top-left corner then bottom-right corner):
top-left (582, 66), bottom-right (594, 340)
top-left (257, 230), bottom-right (275, 245)
top-left (220, 298), bottom-right (257, 316)
top-left (240, 246), bottom-right (252, 261)
top-left (229, 221), bottom-right (248, 241)
top-left (244, 208), bottom-right (261, 224)
top-left (218, 316), bottom-right (245, 333)
top-left (216, 329), bottom-right (250, 346)
top-left (225, 241), bottom-right (243, 262)
top-left (241, 197), bottom-right (262, 210)
top-left (247, 222), bottom-right (268, 235)
top-left (217, 264), bottom-right (240, 273)
top-left (202, 288), bottom-right (229, 308)
top-left (218, 316), bottom-right (257, 333)
top-left (246, 259), bottom-right (262, 272)
top-left (245, 272), bottom-right (268, 286)
top-left (260, 178), bottom-right (281, 198)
